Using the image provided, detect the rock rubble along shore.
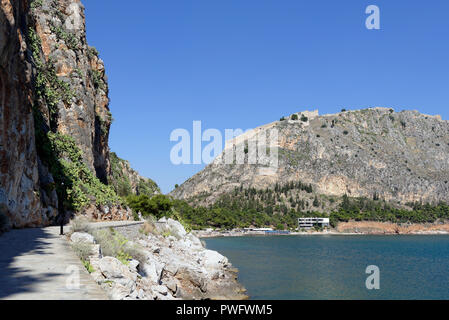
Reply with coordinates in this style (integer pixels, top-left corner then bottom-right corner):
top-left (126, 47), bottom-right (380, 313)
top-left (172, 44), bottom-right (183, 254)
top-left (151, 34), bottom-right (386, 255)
top-left (69, 218), bottom-right (248, 300)
top-left (336, 221), bottom-right (449, 235)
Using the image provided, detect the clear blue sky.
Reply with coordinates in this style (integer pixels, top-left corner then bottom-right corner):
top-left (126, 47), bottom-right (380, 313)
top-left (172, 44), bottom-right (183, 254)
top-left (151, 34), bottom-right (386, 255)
top-left (84, 0), bottom-right (449, 194)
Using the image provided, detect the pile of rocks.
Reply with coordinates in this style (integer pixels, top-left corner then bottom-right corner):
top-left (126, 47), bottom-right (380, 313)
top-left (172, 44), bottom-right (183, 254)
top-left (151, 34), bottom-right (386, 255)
top-left (69, 218), bottom-right (247, 300)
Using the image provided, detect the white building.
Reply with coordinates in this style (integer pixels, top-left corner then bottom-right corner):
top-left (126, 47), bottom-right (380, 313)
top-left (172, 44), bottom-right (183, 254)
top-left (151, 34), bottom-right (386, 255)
top-left (298, 217), bottom-right (330, 229)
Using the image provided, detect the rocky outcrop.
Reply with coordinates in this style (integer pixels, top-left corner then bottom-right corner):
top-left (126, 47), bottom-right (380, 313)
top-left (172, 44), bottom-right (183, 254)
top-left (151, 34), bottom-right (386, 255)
top-left (71, 218), bottom-right (248, 300)
top-left (30, 0), bottom-right (112, 180)
top-left (0, 0), bottom-right (43, 228)
top-left (171, 108), bottom-right (449, 209)
top-left (109, 152), bottom-right (160, 198)
top-left (70, 231), bottom-right (94, 243)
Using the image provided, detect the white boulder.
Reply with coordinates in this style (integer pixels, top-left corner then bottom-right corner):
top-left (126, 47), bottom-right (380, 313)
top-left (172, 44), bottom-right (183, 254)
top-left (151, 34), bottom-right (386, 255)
top-left (109, 283), bottom-right (132, 300)
top-left (139, 257), bottom-right (163, 284)
top-left (153, 284), bottom-right (168, 296)
top-left (97, 256), bottom-right (138, 287)
top-left (128, 259), bottom-right (139, 273)
top-left (167, 218), bottom-right (187, 238)
top-left (180, 233), bottom-right (203, 251)
top-left (70, 232), bottom-right (94, 244)
top-left (202, 250), bottom-right (228, 269)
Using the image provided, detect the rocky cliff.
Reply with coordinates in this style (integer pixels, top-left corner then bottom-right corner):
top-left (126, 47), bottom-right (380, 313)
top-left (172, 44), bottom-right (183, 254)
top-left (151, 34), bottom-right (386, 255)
top-left (0, 0), bottom-right (153, 229)
top-left (171, 108), bottom-right (449, 210)
top-left (109, 152), bottom-right (160, 198)
top-left (0, 0), bottom-right (42, 227)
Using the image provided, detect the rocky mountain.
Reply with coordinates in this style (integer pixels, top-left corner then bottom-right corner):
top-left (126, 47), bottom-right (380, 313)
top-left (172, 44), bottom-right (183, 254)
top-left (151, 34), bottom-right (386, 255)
top-left (171, 108), bottom-right (449, 210)
top-left (0, 0), bottom-right (154, 229)
top-left (109, 152), bottom-right (160, 198)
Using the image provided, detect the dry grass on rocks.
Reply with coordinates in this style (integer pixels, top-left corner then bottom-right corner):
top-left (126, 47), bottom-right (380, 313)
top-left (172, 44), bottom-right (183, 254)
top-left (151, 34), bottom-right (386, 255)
top-left (69, 215), bottom-right (92, 234)
top-left (91, 227), bottom-right (146, 265)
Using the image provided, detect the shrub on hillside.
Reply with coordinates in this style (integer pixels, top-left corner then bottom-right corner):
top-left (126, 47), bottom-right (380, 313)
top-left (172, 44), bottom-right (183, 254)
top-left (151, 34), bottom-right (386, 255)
top-left (126, 194), bottom-right (173, 219)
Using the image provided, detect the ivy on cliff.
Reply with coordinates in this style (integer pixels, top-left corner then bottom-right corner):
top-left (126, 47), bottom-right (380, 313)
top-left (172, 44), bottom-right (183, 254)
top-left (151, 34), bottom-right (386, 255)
top-left (36, 131), bottom-right (119, 211)
top-left (32, 124), bottom-right (121, 212)
top-left (28, 27), bottom-right (75, 130)
top-left (90, 69), bottom-right (105, 91)
top-left (30, 0), bottom-right (43, 9)
top-left (49, 22), bottom-right (79, 51)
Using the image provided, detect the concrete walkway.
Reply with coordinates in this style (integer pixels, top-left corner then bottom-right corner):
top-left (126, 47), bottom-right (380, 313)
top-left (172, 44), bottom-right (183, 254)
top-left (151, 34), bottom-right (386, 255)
top-left (0, 226), bottom-right (108, 300)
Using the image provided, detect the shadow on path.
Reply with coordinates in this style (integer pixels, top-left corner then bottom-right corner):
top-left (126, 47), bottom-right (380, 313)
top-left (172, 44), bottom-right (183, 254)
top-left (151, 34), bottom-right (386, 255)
top-left (0, 228), bottom-right (62, 299)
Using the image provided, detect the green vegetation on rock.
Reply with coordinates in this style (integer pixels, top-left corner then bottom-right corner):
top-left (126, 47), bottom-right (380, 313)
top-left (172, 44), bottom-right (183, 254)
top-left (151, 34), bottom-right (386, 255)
top-left (126, 194), bottom-right (173, 219)
top-left (87, 46), bottom-right (99, 59)
top-left (49, 22), bottom-right (79, 50)
top-left (41, 132), bottom-right (120, 211)
top-left (30, 0), bottom-right (43, 9)
top-left (109, 152), bottom-right (160, 198)
top-left (329, 196), bottom-right (449, 227)
top-left (90, 228), bottom-right (146, 265)
top-left (28, 27), bottom-right (75, 130)
top-left (90, 69), bottom-right (105, 91)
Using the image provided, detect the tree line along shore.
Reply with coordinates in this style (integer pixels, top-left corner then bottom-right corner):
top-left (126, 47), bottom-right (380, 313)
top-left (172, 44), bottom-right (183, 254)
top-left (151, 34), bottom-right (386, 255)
top-left (125, 185), bottom-right (449, 233)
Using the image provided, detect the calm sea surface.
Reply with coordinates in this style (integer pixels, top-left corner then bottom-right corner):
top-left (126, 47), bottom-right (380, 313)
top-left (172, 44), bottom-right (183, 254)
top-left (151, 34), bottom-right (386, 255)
top-left (204, 235), bottom-right (449, 300)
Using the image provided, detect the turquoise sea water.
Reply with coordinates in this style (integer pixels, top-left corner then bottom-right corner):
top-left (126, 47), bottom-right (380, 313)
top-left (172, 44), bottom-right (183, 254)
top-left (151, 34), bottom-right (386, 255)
top-left (204, 235), bottom-right (449, 300)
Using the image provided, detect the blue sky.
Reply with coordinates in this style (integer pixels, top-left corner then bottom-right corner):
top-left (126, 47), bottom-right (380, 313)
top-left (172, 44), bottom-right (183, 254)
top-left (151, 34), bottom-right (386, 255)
top-left (84, 0), bottom-right (449, 193)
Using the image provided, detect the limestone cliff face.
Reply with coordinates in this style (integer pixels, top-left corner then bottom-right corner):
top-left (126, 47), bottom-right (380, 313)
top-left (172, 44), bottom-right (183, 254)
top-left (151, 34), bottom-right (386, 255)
top-left (0, 0), bottom-right (42, 228)
top-left (171, 108), bottom-right (449, 208)
top-left (0, 0), bottom-right (154, 228)
top-left (30, 0), bottom-right (111, 182)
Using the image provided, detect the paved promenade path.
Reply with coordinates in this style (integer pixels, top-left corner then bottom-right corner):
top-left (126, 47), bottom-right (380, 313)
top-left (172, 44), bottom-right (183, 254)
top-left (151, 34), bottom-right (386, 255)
top-left (0, 226), bottom-right (108, 300)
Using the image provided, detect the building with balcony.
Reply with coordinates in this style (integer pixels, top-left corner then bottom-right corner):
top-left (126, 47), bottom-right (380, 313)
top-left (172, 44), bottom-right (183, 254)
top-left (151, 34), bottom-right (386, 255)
top-left (298, 217), bottom-right (330, 229)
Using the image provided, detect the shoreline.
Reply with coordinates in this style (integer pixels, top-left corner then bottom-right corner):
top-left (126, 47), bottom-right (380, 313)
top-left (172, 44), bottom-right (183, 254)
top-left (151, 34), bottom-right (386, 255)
top-left (195, 221), bottom-right (449, 238)
top-left (197, 231), bottom-right (449, 239)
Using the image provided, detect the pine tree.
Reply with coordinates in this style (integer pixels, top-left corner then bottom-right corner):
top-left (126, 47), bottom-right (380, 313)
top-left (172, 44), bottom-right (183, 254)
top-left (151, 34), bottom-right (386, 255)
top-left (313, 196), bottom-right (320, 207)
